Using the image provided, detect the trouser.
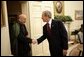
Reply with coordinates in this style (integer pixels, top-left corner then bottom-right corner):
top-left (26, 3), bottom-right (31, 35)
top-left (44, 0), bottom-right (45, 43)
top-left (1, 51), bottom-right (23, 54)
top-left (50, 49), bottom-right (63, 56)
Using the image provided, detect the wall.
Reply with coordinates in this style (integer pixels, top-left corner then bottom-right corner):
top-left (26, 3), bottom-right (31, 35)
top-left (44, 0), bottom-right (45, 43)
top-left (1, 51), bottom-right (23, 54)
top-left (64, 1), bottom-right (83, 31)
top-left (1, 1), bottom-right (11, 56)
top-left (64, 1), bottom-right (83, 39)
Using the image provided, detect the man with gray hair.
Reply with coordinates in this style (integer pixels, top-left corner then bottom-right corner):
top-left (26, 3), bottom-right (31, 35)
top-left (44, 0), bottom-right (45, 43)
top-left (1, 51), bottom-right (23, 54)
top-left (33, 10), bottom-right (68, 56)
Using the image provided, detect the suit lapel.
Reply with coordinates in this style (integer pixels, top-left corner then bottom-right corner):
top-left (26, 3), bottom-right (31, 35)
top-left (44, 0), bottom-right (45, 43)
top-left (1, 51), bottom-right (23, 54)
top-left (51, 19), bottom-right (54, 30)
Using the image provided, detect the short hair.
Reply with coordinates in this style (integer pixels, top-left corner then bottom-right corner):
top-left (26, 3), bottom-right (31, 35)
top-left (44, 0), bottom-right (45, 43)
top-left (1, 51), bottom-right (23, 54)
top-left (17, 12), bottom-right (22, 19)
top-left (42, 10), bottom-right (52, 18)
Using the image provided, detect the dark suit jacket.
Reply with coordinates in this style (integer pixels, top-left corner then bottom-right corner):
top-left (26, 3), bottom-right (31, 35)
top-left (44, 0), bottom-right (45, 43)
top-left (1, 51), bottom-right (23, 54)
top-left (17, 23), bottom-right (32, 56)
top-left (37, 19), bottom-right (68, 56)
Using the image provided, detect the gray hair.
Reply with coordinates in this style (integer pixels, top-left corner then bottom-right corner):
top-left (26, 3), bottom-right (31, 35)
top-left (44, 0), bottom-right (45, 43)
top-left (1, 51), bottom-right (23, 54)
top-left (42, 10), bottom-right (52, 18)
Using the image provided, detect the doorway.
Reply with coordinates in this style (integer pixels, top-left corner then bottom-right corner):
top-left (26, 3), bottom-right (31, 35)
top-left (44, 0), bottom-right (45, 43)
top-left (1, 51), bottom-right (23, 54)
top-left (7, 1), bottom-right (31, 56)
top-left (7, 1), bottom-right (22, 24)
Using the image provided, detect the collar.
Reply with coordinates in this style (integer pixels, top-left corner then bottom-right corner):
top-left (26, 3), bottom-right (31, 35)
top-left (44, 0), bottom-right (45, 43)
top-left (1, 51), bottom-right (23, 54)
top-left (48, 19), bottom-right (52, 25)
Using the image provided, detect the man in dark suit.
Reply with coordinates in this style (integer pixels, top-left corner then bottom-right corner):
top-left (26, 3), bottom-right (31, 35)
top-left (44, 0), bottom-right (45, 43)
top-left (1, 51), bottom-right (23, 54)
top-left (10, 14), bottom-right (32, 56)
top-left (32, 10), bottom-right (68, 56)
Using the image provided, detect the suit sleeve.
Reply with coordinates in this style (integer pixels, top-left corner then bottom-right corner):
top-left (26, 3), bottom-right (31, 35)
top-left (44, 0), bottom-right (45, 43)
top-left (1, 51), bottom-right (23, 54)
top-left (26, 37), bottom-right (32, 43)
top-left (37, 26), bottom-right (47, 44)
top-left (13, 23), bottom-right (32, 43)
top-left (18, 32), bottom-right (32, 43)
top-left (58, 21), bottom-right (68, 50)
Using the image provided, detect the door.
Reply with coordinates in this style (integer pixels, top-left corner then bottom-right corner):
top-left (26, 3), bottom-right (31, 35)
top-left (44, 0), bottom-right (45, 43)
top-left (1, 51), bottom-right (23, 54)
top-left (29, 1), bottom-right (54, 56)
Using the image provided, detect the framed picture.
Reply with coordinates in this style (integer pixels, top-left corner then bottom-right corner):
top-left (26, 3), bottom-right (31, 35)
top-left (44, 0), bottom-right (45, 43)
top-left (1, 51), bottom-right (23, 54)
top-left (54, 1), bottom-right (64, 16)
top-left (75, 10), bottom-right (83, 20)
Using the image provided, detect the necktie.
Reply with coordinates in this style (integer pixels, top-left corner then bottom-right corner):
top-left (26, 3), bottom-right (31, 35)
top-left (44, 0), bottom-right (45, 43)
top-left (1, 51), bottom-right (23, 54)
top-left (47, 23), bottom-right (51, 35)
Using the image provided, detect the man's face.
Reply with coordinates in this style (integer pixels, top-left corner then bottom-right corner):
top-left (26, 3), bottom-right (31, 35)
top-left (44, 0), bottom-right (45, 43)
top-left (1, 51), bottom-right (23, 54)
top-left (19, 16), bottom-right (26, 23)
top-left (41, 14), bottom-right (48, 22)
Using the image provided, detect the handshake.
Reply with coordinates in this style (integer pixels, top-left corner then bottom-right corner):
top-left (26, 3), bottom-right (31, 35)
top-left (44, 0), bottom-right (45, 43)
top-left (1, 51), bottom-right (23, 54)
top-left (32, 39), bottom-right (38, 44)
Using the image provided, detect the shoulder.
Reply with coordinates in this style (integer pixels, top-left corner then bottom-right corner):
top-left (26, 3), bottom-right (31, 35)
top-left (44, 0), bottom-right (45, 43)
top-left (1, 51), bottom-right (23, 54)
top-left (52, 19), bottom-right (63, 23)
top-left (12, 22), bottom-right (20, 30)
top-left (13, 22), bottom-right (19, 26)
top-left (52, 19), bottom-right (63, 26)
top-left (43, 24), bottom-right (47, 29)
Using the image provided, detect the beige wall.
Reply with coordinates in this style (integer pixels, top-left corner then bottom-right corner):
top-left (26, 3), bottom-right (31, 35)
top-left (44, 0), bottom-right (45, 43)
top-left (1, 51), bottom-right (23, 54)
top-left (64, 1), bottom-right (83, 31)
top-left (64, 1), bottom-right (83, 39)
top-left (1, 1), bottom-right (11, 56)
